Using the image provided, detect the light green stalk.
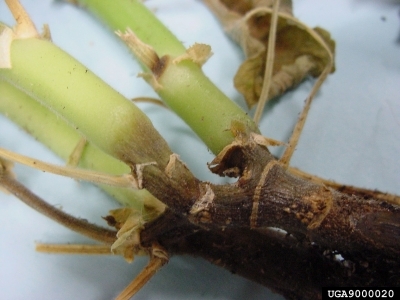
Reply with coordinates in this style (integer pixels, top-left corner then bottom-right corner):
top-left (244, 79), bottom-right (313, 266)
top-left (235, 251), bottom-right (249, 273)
top-left (0, 35), bottom-right (172, 168)
top-left (0, 79), bottom-right (163, 210)
top-left (76, 0), bottom-right (186, 58)
top-left (75, 0), bottom-right (259, 154)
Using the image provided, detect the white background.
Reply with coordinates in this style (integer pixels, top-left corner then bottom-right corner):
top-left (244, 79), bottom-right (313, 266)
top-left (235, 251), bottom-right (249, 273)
top-left (0, 0), bottom-right (399, 299)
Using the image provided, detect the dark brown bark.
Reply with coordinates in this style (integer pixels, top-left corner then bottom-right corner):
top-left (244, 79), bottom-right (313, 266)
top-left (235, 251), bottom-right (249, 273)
top-left (137, 133), bottom-right (400, 253)
top-left (141, 209), bottom-right (400, 300)
top-left (135, 134), bottom-right (400, 299)
top-left (2, 132), bottom-right (399, 300)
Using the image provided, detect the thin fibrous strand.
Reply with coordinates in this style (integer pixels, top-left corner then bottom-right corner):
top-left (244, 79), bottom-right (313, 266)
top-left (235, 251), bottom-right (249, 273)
top-left (250, 160), bottom-right (280, 228)
top-left (253, 0), bottom-right (280, 125)
top-left (275, 14), bottom-right (334, 166)
top-left (115, 257), bottom-right (166, 300)
top-left (250, 3), bottom-right (334, 163)
top-left (36, 243), bottom-right (112, 255)
top-left (0, 174), bottom-right (117, 244)
top-left (0, 147), bottom-right (138, 189)
top-left (280, 63), bottom-right (332, 166)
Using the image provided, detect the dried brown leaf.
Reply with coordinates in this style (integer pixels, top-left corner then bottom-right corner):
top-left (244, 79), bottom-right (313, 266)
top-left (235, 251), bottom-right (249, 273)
top-left (204, 0), bottom-right (335, 107)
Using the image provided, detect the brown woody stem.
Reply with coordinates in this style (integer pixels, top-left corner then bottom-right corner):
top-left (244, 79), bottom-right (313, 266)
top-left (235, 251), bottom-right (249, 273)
top-left (141, 208), bottom-right (400, 300)
top-left (138, 136), bottom-right (400, 260)
top-left (288, 166), bottom-right (400, 206)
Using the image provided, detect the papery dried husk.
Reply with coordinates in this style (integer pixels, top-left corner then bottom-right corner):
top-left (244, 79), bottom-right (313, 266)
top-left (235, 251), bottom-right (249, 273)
top-left (204, 0), bottom-right (335, 107)
top-left (106, 208), bottom-right (146, 262)
top-left (0, 25), bottom-right (15, 68)
top-left (173, 43), bottom-right (213, 66)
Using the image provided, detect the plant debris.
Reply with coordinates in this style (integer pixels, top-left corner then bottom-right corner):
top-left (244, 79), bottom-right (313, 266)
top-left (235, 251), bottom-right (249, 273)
top-left (204, 0), bottom-right (336, 107)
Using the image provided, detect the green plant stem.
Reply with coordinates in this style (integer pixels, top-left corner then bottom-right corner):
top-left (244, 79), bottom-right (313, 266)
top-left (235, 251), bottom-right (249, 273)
top-left (0, 36), bottom-right (172, 168)
top-left (75, 0), bottom-right (259, 154)
top-left (0, 79), bottom-right (163, 210)
top-left (77, 0), bottom-right (186, 58)
top-left (156, 60), bottom-right (256, 153)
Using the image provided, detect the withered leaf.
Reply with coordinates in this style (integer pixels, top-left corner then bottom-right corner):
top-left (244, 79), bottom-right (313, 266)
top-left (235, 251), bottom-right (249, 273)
top-left (204, 0), bottom-right (335, 107)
